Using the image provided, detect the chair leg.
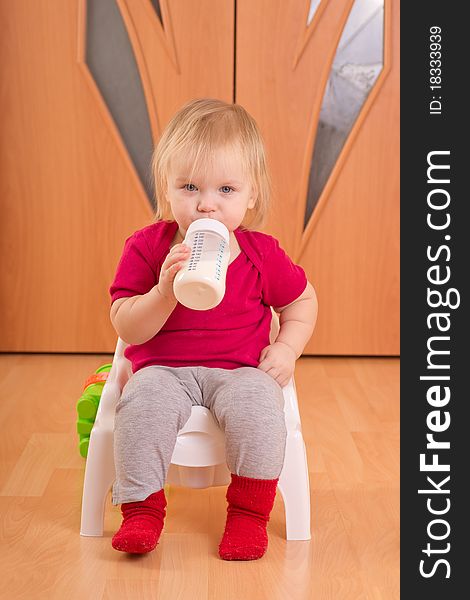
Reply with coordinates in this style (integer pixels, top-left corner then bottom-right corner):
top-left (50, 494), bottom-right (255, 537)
top-left (277, 432), bottom-right (311, 541)
top-left (80, 426), bottom-right (116, 536)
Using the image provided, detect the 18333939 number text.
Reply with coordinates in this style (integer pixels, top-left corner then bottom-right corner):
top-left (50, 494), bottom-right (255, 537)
top-left (429, 26), bottom-right (442, 115)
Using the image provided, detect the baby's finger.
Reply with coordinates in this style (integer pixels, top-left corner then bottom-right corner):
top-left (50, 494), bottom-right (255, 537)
top-left (160, 263), bottom-right (180, 284)
top-left (258, 361), bottom-right (278, 379)
top-left (170, 244), bottom-right (191, 255)
top-left (266, 367), bottom-right (279, 379)
top-left (258, 348), bottom-right (269, 362)
top-left (267, 370), bottom-right (281, 385)
top-left (167, 248), bottom-right (191, 260)
top-left (165, 261), bottom-right (186, 276)
top-left (163, 251), bottom-right (190, 269)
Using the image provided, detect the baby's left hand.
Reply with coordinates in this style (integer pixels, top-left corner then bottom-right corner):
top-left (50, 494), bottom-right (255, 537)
top-left (257, 342), bottom-right (297, 388)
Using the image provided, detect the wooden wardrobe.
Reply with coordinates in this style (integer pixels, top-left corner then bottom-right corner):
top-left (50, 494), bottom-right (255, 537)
top-left (0, 0), bottom-right (399, 355)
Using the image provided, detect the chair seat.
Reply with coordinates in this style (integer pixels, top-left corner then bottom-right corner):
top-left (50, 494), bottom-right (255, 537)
top-left (170, 406), bottom-right (226, 468)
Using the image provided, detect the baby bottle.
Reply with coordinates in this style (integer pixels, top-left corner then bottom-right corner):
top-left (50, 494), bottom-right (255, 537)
top-left (173, 218), bottom-right (231, 310)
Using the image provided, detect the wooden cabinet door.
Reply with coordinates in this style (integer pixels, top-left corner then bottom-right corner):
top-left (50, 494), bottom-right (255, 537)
top-left (237, 0), bottom-right (399, 355)
top-left (0, 0), bottom-right (234, 352)
top-left (0, 0), bottom-right (398, 355)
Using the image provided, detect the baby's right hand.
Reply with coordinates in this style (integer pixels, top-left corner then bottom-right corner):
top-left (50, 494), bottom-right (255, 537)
top-left (157, 243), bottom-right (191, 302)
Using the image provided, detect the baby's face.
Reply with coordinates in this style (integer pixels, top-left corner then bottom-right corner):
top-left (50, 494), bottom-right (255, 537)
top-left (165, 146), bottom-right (256, 236)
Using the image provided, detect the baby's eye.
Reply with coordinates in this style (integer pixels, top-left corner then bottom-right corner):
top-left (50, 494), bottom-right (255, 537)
top-left (220, 186), bottom-right (234, 194)
top-left (183, 183), bottom-right (197, 192)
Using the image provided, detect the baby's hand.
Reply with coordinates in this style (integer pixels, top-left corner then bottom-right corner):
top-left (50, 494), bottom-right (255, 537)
top-left (257, 342), bottom-right (297, 388)
top-left (157, 243), bottom-right (191, 302)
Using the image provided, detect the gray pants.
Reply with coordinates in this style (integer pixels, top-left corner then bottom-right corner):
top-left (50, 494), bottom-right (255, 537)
top-left (112, 365), bottom-right (287, 504)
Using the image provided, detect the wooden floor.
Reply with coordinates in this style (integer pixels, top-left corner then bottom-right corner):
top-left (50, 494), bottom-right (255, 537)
top-left (0, 354), bottom-right (399, 600)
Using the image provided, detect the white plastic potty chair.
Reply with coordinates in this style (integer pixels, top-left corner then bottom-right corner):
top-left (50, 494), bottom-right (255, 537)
top-left (80, 309), bottom-right (311, 540)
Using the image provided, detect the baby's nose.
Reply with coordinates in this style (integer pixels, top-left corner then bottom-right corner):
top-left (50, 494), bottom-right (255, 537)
top-left (197, 195), bottom-right (217, 211)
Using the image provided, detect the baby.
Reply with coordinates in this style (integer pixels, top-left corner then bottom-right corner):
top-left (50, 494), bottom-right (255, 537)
top-left (109, 98), bottom-right (318, 560)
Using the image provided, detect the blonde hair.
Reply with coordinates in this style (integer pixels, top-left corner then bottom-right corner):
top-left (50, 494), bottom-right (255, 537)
top-left (151, 98), bottom-right (271, 230)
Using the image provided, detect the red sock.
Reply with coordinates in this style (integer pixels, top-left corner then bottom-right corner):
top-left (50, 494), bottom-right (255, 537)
top-left (112, 489), bottom-right (167, 554)
top-left (218, 473), bottom-right (279, 561)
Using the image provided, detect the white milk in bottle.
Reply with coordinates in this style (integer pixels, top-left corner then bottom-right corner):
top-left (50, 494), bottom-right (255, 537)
top-left (173, 218), bottom-right (231, 310)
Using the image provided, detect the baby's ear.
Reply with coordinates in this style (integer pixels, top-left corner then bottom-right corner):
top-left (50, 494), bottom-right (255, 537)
top-left (248, 184), bottom-right (258, 208)
top-left (163, 185), bottom-right (172, 205)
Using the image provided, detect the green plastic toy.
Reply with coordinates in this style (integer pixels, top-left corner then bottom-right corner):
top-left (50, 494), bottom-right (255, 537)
top-left (76, 363), bottom-right (112, 458)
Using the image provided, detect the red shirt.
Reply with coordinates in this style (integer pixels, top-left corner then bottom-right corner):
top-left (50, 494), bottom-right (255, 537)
top-left (110, 220), bottom-right (307, 373)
